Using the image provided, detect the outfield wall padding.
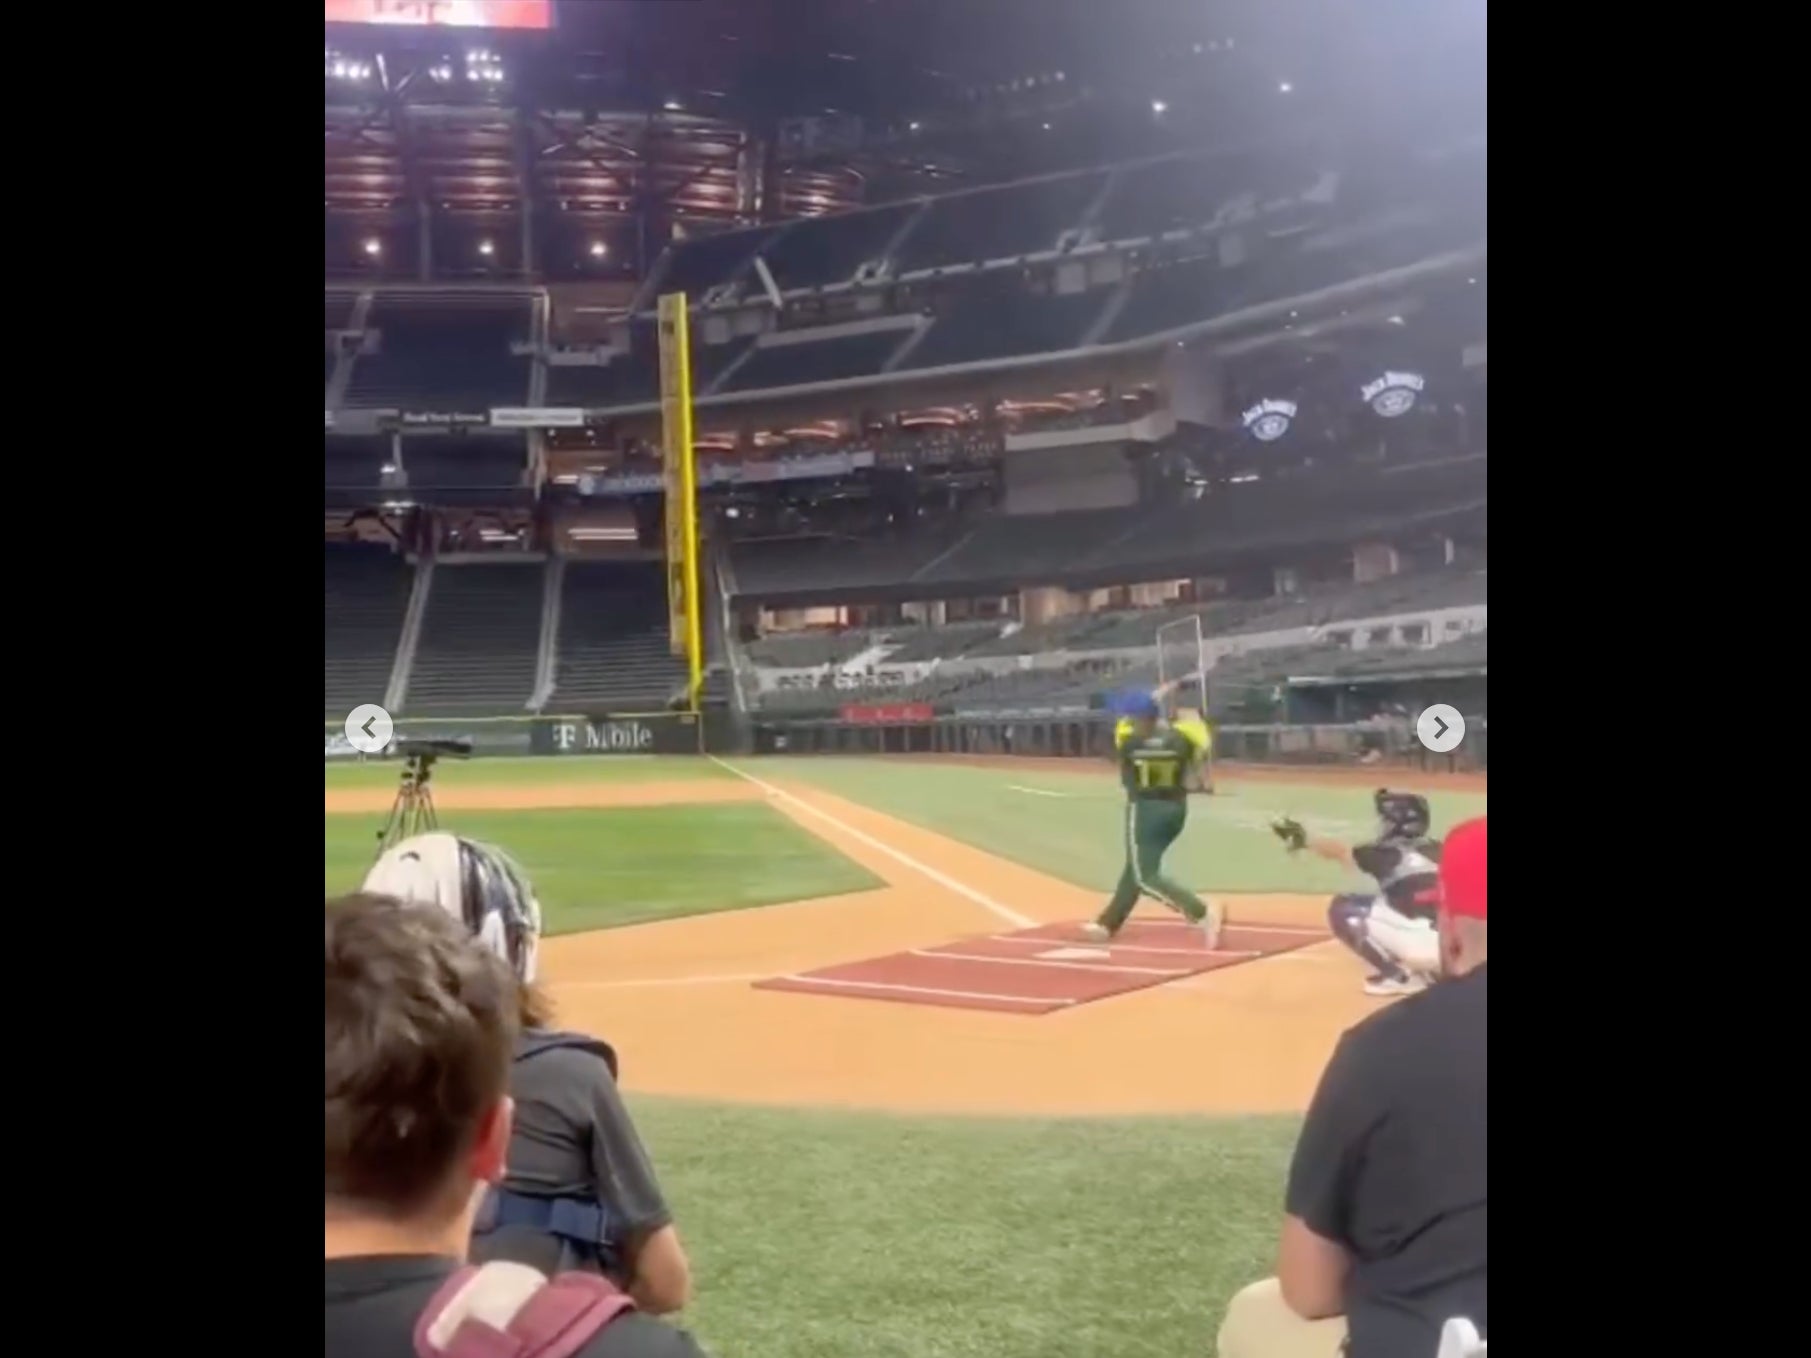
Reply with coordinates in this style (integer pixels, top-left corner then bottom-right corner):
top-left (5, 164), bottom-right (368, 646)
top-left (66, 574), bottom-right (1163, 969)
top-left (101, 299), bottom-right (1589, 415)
top-left (325, 711), bottom-right (733, 761)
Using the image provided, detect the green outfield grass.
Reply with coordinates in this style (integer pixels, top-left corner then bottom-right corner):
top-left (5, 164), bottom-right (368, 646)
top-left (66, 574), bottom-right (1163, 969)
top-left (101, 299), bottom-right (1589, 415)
top-left (751, 757), bottom-right (1486, 897)
top-left (324, 753), bottom-right (731, 791)
top-left (325, 802), bottom-right (881, 933)
top-left (638, 1096), bottom-right (1297, 1358)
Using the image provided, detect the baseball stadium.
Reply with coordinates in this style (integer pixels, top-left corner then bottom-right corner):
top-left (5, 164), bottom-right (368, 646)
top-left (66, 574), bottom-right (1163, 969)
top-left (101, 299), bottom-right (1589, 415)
top-left (325, 5), bottom-right (1487, 1356)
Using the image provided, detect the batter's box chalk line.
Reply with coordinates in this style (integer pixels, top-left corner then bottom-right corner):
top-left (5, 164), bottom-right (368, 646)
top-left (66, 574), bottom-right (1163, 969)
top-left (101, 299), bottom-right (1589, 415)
top-left (755, 918), bottom-right (1328, 1016)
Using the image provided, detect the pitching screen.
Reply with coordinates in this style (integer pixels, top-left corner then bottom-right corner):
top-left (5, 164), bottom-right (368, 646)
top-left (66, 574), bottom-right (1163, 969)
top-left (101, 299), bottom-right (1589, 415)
top-left (324, 0), bottom-right (554, 29)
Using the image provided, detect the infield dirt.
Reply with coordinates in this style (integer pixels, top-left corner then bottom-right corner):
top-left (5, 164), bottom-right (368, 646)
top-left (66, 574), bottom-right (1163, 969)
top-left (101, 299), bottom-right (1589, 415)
top-left (345, 763), bottom-right (1411, 1116)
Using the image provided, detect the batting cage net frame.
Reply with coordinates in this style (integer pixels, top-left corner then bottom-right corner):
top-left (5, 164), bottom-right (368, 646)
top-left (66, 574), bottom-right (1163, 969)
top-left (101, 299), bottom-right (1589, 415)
top-left (1155, 615), bottom-right (1208, 716)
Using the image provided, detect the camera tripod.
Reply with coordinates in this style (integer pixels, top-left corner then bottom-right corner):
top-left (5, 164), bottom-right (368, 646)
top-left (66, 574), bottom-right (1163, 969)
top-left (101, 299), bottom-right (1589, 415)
top-left (376, 753), bottom-right (440, 856)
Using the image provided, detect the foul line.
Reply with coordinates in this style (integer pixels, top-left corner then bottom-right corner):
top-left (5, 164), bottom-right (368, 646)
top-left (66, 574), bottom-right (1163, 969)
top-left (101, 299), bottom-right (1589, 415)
top-left (552, 972), bottom-right (767, 992)
top-left (707, 756), bottom-right (1036, 929)
top-left (770, 974), bottom-right (1071, 1006)
top-left (1007, 784), bottom-right (1069, 798)
top-left (912, 948), bottom-right (1187, 977)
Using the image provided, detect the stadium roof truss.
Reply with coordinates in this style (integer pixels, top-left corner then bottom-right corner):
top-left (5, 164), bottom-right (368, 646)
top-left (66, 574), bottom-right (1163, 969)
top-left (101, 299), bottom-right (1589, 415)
top-left (325, 53), bottom-right (872, 278)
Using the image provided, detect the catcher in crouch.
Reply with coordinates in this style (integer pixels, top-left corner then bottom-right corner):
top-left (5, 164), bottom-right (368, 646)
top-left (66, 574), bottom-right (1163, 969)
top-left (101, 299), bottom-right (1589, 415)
top-left (1271, 789), bottom-right (1443, 997)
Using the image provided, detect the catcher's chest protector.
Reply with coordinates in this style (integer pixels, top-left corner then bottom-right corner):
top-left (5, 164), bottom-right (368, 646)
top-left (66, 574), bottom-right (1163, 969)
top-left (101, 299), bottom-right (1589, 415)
top-left (414, 1262), bottom-right (635, 1358)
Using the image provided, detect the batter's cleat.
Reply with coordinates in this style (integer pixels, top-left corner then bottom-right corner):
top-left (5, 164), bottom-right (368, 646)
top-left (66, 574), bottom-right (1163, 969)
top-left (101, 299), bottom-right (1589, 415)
top-left (1199, 902), bottom-right (1223, 951)
top-left (1080, 922), bottom-right (1114, 943)
top-left (1363, 971), bottom-right (1429, 998)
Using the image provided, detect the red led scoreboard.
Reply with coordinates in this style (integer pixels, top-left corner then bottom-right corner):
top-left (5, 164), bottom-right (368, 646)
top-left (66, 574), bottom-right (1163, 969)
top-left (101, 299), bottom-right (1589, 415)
top-left (324, 0), bottom-right (553, 29)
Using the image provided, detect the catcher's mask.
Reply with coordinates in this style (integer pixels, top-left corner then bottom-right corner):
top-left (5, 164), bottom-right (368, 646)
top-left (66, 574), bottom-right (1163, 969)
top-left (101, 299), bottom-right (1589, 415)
top-left (1374, 788), bottom-right (1432, 844)
top-left (363, 831), bottom-right (542, 983)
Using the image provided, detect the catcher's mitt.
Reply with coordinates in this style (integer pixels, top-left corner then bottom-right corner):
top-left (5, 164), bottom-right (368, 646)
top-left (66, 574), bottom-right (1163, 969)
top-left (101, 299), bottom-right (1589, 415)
top-left (1270, 817), bottom-right (1308, 853)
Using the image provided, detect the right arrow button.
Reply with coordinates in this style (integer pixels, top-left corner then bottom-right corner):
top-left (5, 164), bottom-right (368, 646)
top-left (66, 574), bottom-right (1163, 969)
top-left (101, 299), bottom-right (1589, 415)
top-left (1416, 704), bottom-right (1466, 754)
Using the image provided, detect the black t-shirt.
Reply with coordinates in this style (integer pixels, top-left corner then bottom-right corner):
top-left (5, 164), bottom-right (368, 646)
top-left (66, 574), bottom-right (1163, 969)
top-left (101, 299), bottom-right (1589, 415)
top-left (471, 1032), bottom-right (672, 1276)
top-left (324, 1255), bottom-right (710, 1358)
top-left (1285, 965), bottom-right (1487, 1358)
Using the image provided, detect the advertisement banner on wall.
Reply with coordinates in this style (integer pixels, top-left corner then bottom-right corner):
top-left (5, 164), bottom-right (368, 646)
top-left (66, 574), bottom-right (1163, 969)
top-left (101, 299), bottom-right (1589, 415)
top-left (841, 702), bottom-right (935, 725)
top-left (327, 714), bottom-right (725, 761)
top-left (532, 713), bottom-right (700, 756)
top-left (489, 407), bottom-right (586, 429)
top-left (1360, 371), bottom-right (1427, 418)
top-left (386, 410), bottom-right (493, 431)
top-left (1241, 398), bottom-right (1298, 443)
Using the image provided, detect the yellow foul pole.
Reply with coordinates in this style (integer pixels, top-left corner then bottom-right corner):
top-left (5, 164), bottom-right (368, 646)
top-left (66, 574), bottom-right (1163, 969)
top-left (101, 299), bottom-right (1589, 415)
top-left (656, 292), bottom-right (704, 713)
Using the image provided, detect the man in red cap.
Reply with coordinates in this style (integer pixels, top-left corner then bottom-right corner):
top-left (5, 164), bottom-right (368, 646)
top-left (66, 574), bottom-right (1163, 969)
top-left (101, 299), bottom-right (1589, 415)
top-left (1435, 815), bottom-right (1488, 974)
top-left (1217, 816), bottom-right (1487, 1358)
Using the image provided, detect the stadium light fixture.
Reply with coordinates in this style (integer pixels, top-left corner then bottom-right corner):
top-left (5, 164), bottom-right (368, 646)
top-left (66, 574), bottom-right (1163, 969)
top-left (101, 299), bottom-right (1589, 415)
top-left (465, 49), bottom-right (504, 83)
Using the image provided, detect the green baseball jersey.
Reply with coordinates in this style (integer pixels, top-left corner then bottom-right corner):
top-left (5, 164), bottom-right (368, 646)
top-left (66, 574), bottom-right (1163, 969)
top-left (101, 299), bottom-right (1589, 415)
top-left (1117, 725), bottom-right (1199, 802)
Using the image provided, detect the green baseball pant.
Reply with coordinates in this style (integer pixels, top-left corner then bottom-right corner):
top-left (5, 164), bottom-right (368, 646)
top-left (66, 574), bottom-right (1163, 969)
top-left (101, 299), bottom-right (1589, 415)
top-left (1094, 797), bottom-right (1210, 934)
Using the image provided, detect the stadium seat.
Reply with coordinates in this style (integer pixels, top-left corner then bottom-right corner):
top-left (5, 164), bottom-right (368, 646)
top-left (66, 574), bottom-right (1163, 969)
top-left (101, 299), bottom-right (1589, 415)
top-left (652, 224), bottom-right (781, 300)
top-left (325, 436), bottom-right (390, 494)
top-left (345, 292), bottom-right (534, 410)
top-left (901, 278), bottom-right (1110, 369)
top-left (405, 436), bottom-right (529, 494)
top-left (760, 201), bottom-right (920, 291)
top-left (893, 171), bottom-right (1108, 273)
top-left (324, 544), bottom-right (412, 715)
top-left (553, 561), bottom-right (687, 710)
top-left (720, 330), bottom-right (911, 393)
top-left (404, 563), bottom-right (544, 716)
top-left (545, 325), bottom-right (753, 409)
